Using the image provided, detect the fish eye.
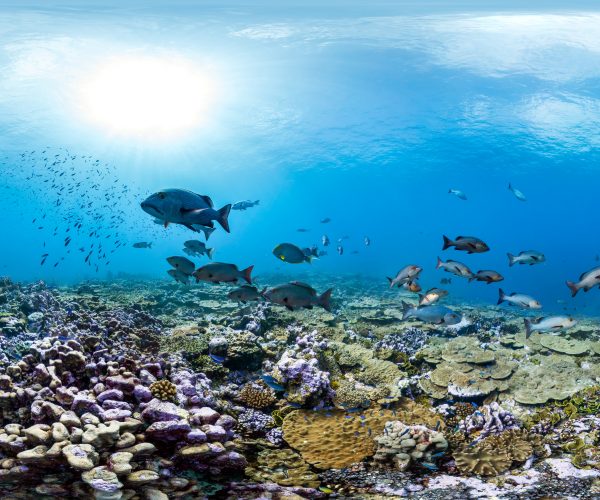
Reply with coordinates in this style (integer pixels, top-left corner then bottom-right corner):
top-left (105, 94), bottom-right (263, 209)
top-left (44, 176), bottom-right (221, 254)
top-left (158, 192), bottom-right (166, 200)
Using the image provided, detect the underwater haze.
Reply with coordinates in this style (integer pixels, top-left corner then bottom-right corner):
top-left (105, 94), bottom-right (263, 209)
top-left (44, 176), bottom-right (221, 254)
top-left (1, 1), bottom-right (600, 315)
top-left (3, 2), bottom-right (600, 499)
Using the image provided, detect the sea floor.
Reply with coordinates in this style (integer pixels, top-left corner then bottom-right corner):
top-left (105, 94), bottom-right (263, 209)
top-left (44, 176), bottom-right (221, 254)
top-left (0, 276), bottom-right (599, 499)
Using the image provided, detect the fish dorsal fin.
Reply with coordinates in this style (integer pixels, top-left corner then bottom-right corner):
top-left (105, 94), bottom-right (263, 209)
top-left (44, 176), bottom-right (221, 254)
top-left (200, 194), bottom-right (214, 207)
top-left (425, 288), bottom-right (435, 294)
top-left (290, 281), bottom-right (316, 292)
top-left (580, 271), bottom-right (588, 280)
top-left (510, 292), bottom-right (517, 296)
top-left (456, 235), bottom-right (465, 240)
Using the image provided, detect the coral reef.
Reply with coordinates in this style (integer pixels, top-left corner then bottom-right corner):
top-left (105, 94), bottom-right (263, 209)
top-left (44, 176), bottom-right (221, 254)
top-left (373, 420), bottom-right (448, 471)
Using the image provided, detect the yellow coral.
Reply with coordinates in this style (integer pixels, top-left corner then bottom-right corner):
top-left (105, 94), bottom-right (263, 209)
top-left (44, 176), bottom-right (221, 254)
top-left (149, 380), bottom-right (177, 401)
top-left (238, 382), bottom-right (277, 409)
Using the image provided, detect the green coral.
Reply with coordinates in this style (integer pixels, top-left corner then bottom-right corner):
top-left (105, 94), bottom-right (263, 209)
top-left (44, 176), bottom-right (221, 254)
top-left (554, 385), bottom-right (600, 417)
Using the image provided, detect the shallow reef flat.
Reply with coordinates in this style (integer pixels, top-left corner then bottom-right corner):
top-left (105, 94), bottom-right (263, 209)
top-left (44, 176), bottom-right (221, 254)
top-left (0, 276), bottom-right (599, 499)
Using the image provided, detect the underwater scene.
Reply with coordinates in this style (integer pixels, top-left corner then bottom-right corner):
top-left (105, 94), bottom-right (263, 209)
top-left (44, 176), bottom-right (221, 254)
top-left (2, 1), bottom-right (600, 498)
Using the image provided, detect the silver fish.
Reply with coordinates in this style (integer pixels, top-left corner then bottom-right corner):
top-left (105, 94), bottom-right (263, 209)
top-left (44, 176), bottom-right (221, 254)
top-left (387, 265), bottom-right (422, 288)
top-left (566, 266), bottom-right (600, 297)
top-left (418, 288), bottom-right (448, 306)
top-left (337, 245), bottom-right (344, 255)
top-left (263, 281), bottom-right (332, 312)
top-left (507, 250), bottom-right (545, 266)
top-left (442, 235), bottom-right (489, 253)
top-left (401, 301), bottom-right (461, 325)
top-left (193, 262), bottom-right (253, 284)
top-left (273, 243), bottom-right (313, 264)
top-left (508, 183), bottom-right (526, 201)
top-left (436, 257), bottom-right (474, 278)
top-left (141, 189), bottom-right (231, 233)
top-left (167, 256), bottom-right (195, 276)
top-left (524, 316), bottom-right (577, 338)
top-left (497, 289), bottom-right (541, 309)
top-left (364, 237), bottom-right (370, 246)
top-left (448, 188), bottom-right (467, 200)
top-left (322, 235), bottom-right (330, 246)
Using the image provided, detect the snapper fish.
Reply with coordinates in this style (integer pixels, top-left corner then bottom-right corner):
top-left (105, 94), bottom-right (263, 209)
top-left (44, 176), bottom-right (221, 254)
top-left (442, 235), bottom-right (489, 253)
top-left (231, 199), bottom-right (259, 211)
top-left (418, 288), bottom-right (448, 306)
top-left (497, 289), bottom-right (541, 309)
top-left (507, 250), bottom-right (545, 267)
top-left (141, 188), bottom-right (231, 233)
top-left (193, 262), bottom-right (253, 284)
top-left (227, 285), bottom-right (264, 303)
top-left (566, 266), bottom-right (600, 297)
top-left (167, 269), bottom-right (190, 285)
top-left (183, 240), bottom-right (215, 259)
top-left (468, 270), bottom-right (504, 284)
top-left (273, 243), bottom-right (313, 264)
top-left (524, 316), bottom-right (577, 338)
top-left (167, 256), bottom-right (195, 276)
top-left (401, 301), bottom-right (461, 325)
top-left (263, 281), bottom-right (332, 312)
top-left (436, 257), bottom-right (474, 278)
top-left (387, 265), bottom-right (422, 288)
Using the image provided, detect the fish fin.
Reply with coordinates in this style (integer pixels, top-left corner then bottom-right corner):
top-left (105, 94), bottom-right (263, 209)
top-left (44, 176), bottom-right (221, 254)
top-left (387, 277), bottom-right (394, 288)
top-left (418, 293), bottom-right (424, 302)
top-left (467, 242), bottom-right (477, 250)
top-left (207, 248), bottom-right (215, 259)
top-left (497, 289), bottom-right (505, 305)
top-left (180, 207), bottom-right (208, 215)
top-left (305, 255), bottom-right (314, 264)
top-left (148, 243), bottom-right (152, 248)
top-left (200, 194), bottom-right (214, 207)
top-left (164, 221), bottom-right (170, 228)
top-left (566, 280), bottom-right (579, 297)
top-left (241, 265), bottom-right (254, 284)
top-left (400, 301), bottom-right (412, 320)
top-left (318, 288), bottom-right (333, 312)
top-left (442, 235), bottom-right (452, 250)
top-left (507, 253), bottom-right (515, 266)
top-left (255, 200), bottom-right (260, 204)
top-left (184, 223), bottom-right (198, 232)
top-left (216, 204), bottom-right (231, 233)
top-left (436, 257), bottom-right (443, 269)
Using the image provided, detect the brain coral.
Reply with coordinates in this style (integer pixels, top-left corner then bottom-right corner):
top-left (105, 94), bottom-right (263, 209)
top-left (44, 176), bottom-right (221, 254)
top-left (282, 400), bottom-right (442, 469)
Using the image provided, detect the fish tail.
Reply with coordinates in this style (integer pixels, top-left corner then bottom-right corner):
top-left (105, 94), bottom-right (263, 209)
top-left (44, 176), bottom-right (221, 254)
top-left (216, 204), bottom-right (231, 233)
top-left (386, 277), bottom-right (394, 288)
top-left (436, 256), bottom-right (443, 269)
top-left (418, 293), bottom-right (424, 304)
top-left (497, 288), bottom-right (506, 305)
top-left (207, 248), bottom-right (215, 260)
top-left (318, 288), bottom-right (333, 312)
top-left (507, 252), bottom-right (515, 266)
top-left (400, 300), bottom-right (412, 320)
top-left (305, 255), bottom-right (314, 264)
top-left (566, 280), bottom-right (579, 297)
top-left (524, 318), bottom-right (532, 339)
top-left (442, 235), bottom-right (452, 250)
top-left (241, 265), bottom-right (254, 284)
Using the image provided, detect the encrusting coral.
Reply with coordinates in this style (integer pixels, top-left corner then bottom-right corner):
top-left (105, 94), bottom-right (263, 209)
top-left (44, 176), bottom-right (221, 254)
top-left (237, 381), bottom-right (277, 409)
top-left (245, 448), bottom-right (320, 488)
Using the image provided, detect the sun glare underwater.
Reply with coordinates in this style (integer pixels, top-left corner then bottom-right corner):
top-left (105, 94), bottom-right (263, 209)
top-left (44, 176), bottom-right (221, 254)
top-left (1, 1), bottom-right (600, 499)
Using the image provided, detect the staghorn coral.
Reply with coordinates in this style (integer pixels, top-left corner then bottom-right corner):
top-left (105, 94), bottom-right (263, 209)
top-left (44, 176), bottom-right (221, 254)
top-left (245, 448), bottom-right (320, 488)
top-left (373, 420), bottom-right (447, 471)
top-left (149, 379), bottom-right (177, 401)
top-left (238, 382), bottom-right (277, 409)
top-left (282, 400), bottom-right (442, 469)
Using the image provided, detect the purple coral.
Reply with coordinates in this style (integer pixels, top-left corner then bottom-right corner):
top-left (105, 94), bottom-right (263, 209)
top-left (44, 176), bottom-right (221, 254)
top-left (459, 402), bottom-right (519, 440)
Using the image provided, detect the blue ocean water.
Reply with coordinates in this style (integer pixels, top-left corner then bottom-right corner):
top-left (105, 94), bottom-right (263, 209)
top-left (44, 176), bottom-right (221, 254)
top-left (1, 1), bottom-right (599, 316)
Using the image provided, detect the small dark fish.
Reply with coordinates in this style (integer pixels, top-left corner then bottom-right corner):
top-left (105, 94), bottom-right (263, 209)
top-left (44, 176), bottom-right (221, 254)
top-left (320, 218), bottom-right (331, 223)
top-left (297, 228), bottom-right (309, 232)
